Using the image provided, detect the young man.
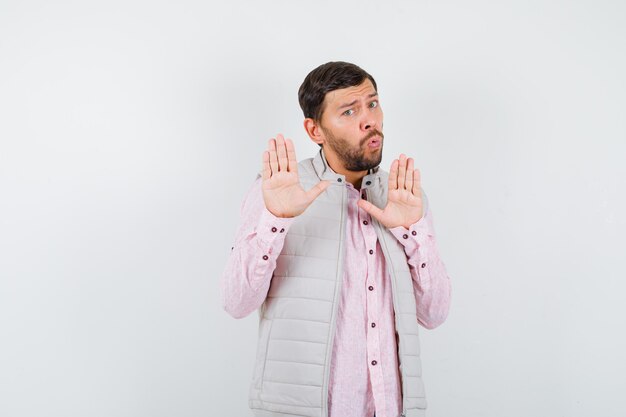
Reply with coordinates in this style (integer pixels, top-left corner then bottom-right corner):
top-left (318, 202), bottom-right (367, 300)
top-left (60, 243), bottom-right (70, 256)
top-left (221, 61), bottom-right (451, 417)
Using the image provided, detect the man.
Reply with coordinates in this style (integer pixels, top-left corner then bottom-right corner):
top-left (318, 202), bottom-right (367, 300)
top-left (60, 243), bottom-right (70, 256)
top-left (221, 61), bottom-right (451, 417)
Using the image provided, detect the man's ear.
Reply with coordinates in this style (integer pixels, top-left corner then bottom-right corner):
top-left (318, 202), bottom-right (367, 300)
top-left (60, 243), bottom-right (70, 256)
top-left (304, 118), bottom-right (324, 146)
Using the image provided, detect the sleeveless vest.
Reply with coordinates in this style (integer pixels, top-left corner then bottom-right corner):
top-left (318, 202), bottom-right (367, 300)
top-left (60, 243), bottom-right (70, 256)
top-left (249, 149), bottom-right (429, 417)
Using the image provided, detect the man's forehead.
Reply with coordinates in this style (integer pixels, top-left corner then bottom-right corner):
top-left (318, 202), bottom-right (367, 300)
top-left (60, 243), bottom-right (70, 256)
top-left (325, 79), bottom-right (377, 106)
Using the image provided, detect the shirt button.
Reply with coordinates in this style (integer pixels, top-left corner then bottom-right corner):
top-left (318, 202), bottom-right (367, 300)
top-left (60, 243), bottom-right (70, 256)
top-left (403, 234), bottom-right (408, 239)
top-left (337, 178), bottom-right (342, 183)
top-left (371, 322), bottom-right (376, 328)
top-left (368, 286), bottom-right (374, 291)
top-left (369, 249), bottom-right (374, 255)
top-left (271, 227), bottom-right (277, 232)
top-left (262, 255), bottom-right (269, 260)
top-left (421, 262), bottom-right (426, 268)
top-left (279, 228), bottom-right (285, 233)
top-left (365, 180), bottom-right (371, 186)
top-left (371, 360), bottom-right (377, 366)
top-left (363, 220), bottom-right (368, 225)
top-left (411, 230), bottom-right (417, 236)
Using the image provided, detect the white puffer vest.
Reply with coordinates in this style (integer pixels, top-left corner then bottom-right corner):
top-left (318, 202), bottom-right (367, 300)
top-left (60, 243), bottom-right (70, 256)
top-left (249, 149), bottom-right (429, 417)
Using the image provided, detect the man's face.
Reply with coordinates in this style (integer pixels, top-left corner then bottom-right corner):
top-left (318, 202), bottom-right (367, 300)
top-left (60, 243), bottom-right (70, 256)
top-left (318, 79), bottom-right (384, 172)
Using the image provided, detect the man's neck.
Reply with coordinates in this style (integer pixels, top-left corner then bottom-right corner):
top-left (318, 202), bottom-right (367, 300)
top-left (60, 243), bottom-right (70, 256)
top-left (341, 168), bottom-right (367, 189)
top-left (322, 149), bottom-right (367, 189)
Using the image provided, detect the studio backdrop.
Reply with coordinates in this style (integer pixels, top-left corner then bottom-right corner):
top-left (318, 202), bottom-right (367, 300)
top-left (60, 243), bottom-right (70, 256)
top-left (1, 1), bottom-right (624, 416)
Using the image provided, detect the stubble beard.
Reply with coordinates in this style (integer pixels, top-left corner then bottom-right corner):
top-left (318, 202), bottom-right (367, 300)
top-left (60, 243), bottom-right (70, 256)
top-left (322, 127), bottom-right (384, 172)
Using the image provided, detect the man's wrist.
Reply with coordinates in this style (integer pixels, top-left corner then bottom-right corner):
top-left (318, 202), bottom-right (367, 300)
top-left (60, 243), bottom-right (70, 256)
top-left (257, 206), bottom-right (295, 240)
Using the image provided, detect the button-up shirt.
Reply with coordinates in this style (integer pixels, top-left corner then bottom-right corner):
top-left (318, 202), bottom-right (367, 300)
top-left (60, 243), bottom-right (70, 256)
top-left (221, 169), bottom-right (451, 417)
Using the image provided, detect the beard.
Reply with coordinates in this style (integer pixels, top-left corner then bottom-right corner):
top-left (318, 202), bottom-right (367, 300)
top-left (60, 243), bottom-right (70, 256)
top-left (321, 126), bottom-right (384, 172)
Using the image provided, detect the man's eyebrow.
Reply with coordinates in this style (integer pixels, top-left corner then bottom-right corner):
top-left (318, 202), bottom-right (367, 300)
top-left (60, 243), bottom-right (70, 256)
top-left (337, 92), bottom-right (379, 109)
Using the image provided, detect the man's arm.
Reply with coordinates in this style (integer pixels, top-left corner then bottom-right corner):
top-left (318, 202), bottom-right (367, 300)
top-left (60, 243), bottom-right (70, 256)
top-left (220, 134), bottom-right (330, 319)
top-left (357, 153), bottom-right (451, 328)
top-left (220, 177), bottom-right (294, 319)
top-left (390, 207), bottom-right (452, 329)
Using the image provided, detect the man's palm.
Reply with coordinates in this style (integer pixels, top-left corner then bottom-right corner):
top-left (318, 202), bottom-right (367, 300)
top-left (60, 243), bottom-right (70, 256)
top-left (262, 134), bottom-right (330, 218)
top-left (358, 154), bottom-right (424, 229)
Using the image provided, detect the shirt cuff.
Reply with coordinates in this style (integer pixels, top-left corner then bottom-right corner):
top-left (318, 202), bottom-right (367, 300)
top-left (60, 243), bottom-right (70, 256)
top-left (255, 206), bottom-right (295, 246)
top-left (389, 211), bottom-right (431, 250)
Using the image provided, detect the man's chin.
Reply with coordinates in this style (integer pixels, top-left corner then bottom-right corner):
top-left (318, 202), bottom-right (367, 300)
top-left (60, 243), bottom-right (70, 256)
top-left (369, 152), bottom-right (383, 169)
top-left (347, 158), bottom-right (382, 172)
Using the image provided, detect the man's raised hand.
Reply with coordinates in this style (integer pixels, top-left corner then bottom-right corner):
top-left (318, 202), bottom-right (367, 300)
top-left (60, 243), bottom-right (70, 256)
top-left (357, 154), bottom-right (424, 229)
top-left (262, 134), bottom-right (331, 218)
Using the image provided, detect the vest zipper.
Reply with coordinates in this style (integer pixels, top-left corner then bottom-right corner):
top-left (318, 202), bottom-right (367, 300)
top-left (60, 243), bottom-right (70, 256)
top-left (321, 184), bottom-right (347, 417)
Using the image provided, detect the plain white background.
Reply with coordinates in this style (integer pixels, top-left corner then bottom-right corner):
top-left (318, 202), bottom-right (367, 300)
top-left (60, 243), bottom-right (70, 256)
top-left (1, 1), bottom-right (625, 416)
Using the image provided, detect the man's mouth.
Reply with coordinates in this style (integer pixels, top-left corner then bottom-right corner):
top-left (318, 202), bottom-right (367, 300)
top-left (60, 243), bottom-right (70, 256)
top-left (367, 136), bottom-right (382, 149)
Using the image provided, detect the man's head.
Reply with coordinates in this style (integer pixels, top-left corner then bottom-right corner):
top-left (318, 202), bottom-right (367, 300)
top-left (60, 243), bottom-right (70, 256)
top-left (299, 61), bottom-right (384, 174)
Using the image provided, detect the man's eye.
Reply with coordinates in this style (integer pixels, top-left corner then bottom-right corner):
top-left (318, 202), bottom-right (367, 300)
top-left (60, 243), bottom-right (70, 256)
top-left (369, 101), bottom-right (378, 108)
top-left (343, 109), bottom-right (354, 116)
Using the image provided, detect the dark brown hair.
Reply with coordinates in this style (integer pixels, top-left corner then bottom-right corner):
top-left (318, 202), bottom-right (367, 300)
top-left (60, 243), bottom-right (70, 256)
top-left (298, 61), bottom-right (377, 122)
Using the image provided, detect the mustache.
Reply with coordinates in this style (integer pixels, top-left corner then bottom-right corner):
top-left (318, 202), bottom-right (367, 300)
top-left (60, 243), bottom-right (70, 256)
top-left (360, 129), bottom-right (384, 146)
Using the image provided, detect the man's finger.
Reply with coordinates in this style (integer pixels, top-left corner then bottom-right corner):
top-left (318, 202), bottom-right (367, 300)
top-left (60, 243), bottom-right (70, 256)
top-left (276, 133), bottom-right (288, 172)
top-left (412, 168), bottom-right (421, 196)
top-left (406, 157), bottom-right (414, 191)
top-left (305, 180), bottom-right (331, 202)
top-left (357, 199), bottom-right (384, 222)
top-left (268, 138), bottom-right (278, 175)
top-left (286, 138), bottom-right (298, 174)
top-left (398, 154), bottom-right (407, 190)
top-left (389, 159), bottom-right (399, 190)
top-left (262, 151), bottom-right (271, 180)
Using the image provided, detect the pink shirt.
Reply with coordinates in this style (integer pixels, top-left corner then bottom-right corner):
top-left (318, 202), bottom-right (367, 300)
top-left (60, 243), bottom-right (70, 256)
top-left (221, 174), bottom-right (451, 417)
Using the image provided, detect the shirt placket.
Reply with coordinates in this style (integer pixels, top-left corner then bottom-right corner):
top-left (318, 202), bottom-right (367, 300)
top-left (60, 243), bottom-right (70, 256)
top-left (359, 188), bottom-right (387, 416)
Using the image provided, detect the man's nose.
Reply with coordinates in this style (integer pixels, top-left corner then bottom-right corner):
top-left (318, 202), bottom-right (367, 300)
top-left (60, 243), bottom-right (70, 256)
top-left (360, 114), bottom-right (378, 131)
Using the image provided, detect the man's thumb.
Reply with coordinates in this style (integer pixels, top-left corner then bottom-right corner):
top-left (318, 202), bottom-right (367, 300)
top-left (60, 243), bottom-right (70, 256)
top-left (357, 199), bottom-right (384, 222)
top-left (306, 180), bottom-right (331, 202)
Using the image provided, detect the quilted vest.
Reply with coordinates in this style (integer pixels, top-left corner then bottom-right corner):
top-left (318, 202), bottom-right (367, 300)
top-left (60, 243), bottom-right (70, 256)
top-left (249, 149), bottom-right (429, 417)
